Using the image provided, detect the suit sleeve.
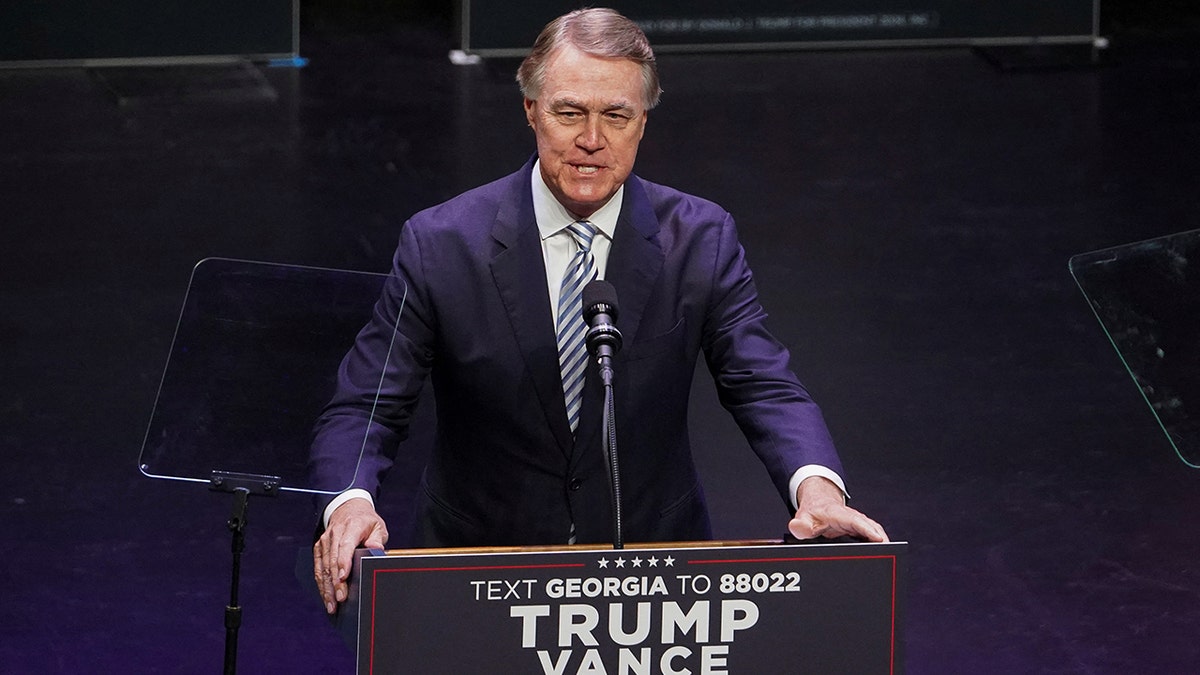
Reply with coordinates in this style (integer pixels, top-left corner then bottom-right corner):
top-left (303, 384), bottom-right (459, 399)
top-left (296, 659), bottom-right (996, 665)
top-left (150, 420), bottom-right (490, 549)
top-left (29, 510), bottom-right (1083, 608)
top-left (308, 219), bottom-right (437, 511)
top-left (699, 212), bottom-right (845, 510)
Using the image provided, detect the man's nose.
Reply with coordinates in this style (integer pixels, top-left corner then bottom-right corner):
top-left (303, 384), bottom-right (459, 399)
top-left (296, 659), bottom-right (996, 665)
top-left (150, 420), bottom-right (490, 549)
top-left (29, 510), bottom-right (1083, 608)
top-left (576, 116), bottom-right (605, 151)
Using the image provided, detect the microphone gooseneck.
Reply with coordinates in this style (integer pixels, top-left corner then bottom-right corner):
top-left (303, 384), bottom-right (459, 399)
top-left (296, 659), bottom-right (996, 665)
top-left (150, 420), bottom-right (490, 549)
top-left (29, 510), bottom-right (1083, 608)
top-left (581, 280), bottom-right (624, 550)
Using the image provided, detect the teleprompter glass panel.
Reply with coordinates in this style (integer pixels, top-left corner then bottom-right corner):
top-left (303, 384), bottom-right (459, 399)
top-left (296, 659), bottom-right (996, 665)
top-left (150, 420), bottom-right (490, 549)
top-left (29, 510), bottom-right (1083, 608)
top-left (1070, 229), bottom-right (1200, 468)
top-left (139, 258), bottom-right (405, 494)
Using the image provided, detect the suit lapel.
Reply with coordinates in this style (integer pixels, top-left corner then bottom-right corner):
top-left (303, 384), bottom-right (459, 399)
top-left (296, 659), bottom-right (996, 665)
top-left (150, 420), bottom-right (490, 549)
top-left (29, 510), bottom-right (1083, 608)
top-left (605, 176), bottom-right (663, 360)
top-left (490, 163), bottom-right (576, 457)
top-left (572, 176), bottom-right (664, 467)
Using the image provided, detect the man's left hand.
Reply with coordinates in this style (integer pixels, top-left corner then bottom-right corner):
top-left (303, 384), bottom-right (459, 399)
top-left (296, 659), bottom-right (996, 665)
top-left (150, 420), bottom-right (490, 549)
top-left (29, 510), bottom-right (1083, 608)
top-left (788, 476), bottom-right (889, 543)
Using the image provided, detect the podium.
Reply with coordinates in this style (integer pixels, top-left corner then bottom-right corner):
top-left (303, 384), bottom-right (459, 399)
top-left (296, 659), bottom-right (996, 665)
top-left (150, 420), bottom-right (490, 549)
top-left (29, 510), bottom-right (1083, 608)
top-left (351, 540), bottom-right (906, 674)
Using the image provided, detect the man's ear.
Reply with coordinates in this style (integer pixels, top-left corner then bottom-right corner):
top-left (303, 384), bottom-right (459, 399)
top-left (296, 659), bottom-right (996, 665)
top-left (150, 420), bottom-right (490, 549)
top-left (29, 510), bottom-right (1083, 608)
top-left (523, 98), bottom-right (537, 127)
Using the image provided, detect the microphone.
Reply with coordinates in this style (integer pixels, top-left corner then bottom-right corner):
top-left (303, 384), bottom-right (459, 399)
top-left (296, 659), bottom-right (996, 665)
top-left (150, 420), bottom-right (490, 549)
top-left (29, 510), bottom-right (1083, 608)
top-left (582, 279), bottom-right (624, 549)
top-left (583, 280), bottom-right (623, 362)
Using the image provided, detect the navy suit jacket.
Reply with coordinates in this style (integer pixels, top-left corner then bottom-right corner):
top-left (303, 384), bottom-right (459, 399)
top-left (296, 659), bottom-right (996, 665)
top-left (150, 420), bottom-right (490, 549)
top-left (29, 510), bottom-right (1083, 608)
top-left (310, 159), bottom-right (843, 547)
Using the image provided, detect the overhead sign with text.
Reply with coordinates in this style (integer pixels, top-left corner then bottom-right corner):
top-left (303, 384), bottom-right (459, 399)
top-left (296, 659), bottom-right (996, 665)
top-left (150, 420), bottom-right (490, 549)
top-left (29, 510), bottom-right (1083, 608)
top-left (460, 0), bottom-right (1095, 55)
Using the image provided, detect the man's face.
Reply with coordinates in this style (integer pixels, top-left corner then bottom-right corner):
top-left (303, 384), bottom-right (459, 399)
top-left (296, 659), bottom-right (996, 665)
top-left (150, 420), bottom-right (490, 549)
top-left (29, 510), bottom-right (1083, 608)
top-left (524, 45), bottom-right (648, 219)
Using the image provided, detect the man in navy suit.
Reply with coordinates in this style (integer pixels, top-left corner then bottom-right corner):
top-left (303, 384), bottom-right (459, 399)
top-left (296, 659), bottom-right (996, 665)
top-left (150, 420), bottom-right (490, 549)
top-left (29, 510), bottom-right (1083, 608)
top-left (312, 8), bottom-right (887, 615)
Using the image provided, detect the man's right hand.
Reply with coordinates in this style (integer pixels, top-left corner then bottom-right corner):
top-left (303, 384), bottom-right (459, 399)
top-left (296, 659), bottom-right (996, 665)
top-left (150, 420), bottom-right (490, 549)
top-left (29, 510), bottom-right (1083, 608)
top-left (313, 498), bottom-right (388, 615)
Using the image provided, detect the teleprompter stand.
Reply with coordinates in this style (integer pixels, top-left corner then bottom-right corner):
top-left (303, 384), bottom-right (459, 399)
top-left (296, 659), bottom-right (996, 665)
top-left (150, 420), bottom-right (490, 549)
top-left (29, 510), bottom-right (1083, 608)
top-left (209, 471), bottom-right (280, 675)
top-left (138, 259), bottom-right (399, 673)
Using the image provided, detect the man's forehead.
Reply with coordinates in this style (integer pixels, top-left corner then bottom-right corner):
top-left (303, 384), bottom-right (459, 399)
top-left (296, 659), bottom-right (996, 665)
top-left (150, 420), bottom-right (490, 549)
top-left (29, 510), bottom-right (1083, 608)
top-left (542, 46), bottom-right (639, 81)
top-left (540, 46), bottom-right (645, 108)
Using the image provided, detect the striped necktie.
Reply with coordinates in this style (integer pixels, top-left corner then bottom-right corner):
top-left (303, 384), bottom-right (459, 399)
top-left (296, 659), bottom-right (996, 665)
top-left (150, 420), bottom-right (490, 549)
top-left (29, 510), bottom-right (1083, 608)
top-left (556, 220), bottom-right (599, 433)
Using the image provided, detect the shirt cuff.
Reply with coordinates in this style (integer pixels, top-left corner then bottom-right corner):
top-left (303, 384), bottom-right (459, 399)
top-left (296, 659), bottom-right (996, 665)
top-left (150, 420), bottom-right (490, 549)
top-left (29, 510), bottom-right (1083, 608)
top-left (787, 465), bottom-right (848, 510)
top-left (322, 488), bottom-right (374, 528)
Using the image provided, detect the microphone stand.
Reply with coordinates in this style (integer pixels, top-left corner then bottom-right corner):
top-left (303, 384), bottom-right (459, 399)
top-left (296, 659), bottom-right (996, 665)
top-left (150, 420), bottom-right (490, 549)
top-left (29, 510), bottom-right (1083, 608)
top-left (583, 281), bottom-right (624, 551)
top-left (596, 347), bottom-right (623, 550)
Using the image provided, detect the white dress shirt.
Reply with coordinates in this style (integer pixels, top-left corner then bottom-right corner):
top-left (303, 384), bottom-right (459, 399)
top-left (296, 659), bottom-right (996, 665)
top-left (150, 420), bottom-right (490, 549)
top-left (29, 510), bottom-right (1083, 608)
top-left (530, 159), bottom-right (620, 325)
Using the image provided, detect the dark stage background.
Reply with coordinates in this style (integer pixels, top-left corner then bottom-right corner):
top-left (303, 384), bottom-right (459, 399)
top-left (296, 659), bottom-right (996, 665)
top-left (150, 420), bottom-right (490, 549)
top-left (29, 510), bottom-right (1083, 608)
top-left (2, 2), bottom-right (1199, 673)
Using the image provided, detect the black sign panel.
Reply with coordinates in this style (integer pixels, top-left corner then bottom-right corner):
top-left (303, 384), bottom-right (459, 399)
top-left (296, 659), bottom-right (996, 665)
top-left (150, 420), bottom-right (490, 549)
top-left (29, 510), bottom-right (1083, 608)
top-left (359, 542), bottom-right (906, 673)
top-left (1, 1), bottom-right (295, 64)
top-left (461, 1), bottom-right (1095, 55)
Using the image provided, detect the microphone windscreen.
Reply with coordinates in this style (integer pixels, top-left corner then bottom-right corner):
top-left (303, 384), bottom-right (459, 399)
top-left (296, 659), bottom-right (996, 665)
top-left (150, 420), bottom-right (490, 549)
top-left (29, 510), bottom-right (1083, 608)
top-left (582, 280), bottom-right (620, 321)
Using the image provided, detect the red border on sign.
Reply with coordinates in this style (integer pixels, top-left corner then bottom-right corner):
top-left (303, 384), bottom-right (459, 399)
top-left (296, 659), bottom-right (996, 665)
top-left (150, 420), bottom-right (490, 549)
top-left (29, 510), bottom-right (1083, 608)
top-left (365, 552), bottom-right (900, 674)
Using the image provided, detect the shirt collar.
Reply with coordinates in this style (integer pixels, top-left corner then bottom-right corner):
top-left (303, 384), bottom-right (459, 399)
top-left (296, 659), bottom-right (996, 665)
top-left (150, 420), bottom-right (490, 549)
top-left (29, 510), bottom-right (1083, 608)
top-left (532, 159), bottom-right (622, 242)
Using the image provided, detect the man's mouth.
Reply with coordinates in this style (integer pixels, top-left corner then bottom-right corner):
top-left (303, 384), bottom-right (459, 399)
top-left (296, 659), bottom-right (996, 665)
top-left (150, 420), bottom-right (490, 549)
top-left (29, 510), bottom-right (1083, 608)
top-left (573, 165), bottom-right (601, 174)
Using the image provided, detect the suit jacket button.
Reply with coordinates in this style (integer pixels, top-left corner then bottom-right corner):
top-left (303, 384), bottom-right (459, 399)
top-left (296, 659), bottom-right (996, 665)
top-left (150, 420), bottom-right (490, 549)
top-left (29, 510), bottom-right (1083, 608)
top-left (568, 478), bottom-right (582, 491)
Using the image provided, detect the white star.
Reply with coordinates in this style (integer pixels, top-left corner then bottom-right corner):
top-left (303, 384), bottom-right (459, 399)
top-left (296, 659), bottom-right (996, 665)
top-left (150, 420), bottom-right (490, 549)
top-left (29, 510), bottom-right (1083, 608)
top-left (615, 557), bottom-right (626, 568)
top-left (648, 556), bottom-right (659, 567)
top-left (598, 558), bottom-right (609, 568)
top-left (664, 556), bottom-right (675, 567)
top-left (632, 557), bottom-right (643, 567)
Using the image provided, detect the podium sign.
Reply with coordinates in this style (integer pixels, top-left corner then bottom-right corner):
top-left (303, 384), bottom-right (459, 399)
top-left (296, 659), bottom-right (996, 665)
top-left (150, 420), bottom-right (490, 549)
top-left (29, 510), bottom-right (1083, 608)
top-left (357, 541), bottom-right (905, 673)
